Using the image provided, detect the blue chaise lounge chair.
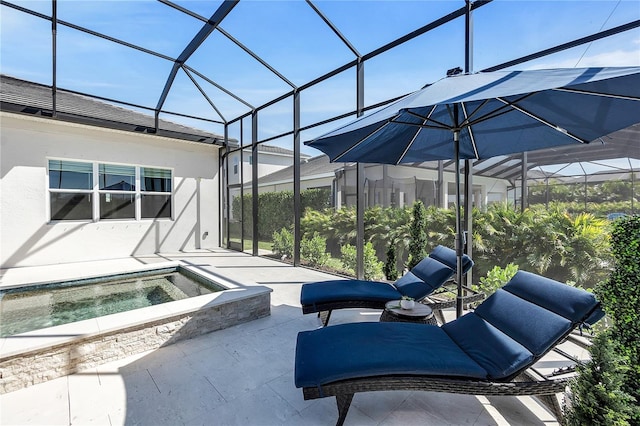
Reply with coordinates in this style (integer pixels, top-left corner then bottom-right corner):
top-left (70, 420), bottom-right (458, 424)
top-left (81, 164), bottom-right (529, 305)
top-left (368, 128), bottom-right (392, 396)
top-left (295, 271), bottom-right (604, 425)
top-left (300, 245), bottom-right (477, 326)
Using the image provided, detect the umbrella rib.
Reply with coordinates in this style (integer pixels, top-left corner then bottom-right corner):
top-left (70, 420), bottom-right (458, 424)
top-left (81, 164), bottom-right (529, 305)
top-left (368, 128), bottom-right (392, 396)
top-left (405, 109), bottom-right (452, 130)
top-left (395, 105), bottom-right (438, 164)
top-left (553, 87), bottom-right (640, 102)
top-left (394, 120), bottom-right (451, 130)
top-left (495, 97), bottom-right (590, 144)
top-left (460, 102), bottom-right (480, 159)
top-left (333, 116), bottom-right (396, 162)
top-left (463, 93), bottom-right (536, 128)
top-left (458, 98), bottom-right (492, 128)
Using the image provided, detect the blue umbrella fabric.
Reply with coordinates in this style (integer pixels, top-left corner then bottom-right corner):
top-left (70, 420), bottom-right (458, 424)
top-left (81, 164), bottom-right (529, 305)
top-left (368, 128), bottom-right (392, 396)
top-left (307, 67), bottom-right (640, 164)
top-left (306, 67), bottom-right (640, 317)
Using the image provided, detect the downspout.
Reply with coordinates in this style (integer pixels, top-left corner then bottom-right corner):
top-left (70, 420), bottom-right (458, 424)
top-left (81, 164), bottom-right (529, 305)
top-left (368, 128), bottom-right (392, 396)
top-left (463, 0), bottom-right (474, 294)
top-left (52, 0), bottom-right (57, 117)
top-left (293, 89), bottom-right (302, 265)
top-left (356, 58), bottom-right (365, 279)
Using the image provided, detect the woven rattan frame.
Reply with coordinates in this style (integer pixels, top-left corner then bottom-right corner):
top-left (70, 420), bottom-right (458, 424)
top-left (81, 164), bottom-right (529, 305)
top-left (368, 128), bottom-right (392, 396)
top-left (303, 373), bottom-right (568, 426)
top-left (303, 285), bottom-right (485, 326)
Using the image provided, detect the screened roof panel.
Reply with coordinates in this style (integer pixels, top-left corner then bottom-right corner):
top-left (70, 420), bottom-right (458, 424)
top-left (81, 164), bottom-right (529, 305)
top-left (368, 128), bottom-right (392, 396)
top-left (535, 158), bottom-right (640, 177)
top-left (1, 0), bottom-right (638, 173)
top-left (7, 0), bottom-right (50, 15)
top-left (56, 25), bottom-right (176, 108)
top-left (56, 0), bottom-right (201, 59)
top-left (161, 69), bottom-right (226, 123)
top-left (0, 6), bottom-right (51, 84)
top-left (473, 1), bottom-right (640, 71)
top-left (171, 0), bottom-right (225, 19)
top-left (217, 0), bottom-right (356, 85)
top-left (311, 1), bottom-right (462, 55)
top-left (186, 29), bottom-right (293, 115)
top-left (256, 97), bottom-right (294, 142)
top-left (300, 68), bottom-right (356, 129)
top-left (363, 18), bottom-right (466, 107)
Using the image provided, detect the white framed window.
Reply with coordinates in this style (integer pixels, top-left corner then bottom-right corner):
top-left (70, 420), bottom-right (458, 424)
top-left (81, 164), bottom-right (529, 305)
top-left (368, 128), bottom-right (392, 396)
top-left (48, 160), bottom-right (93, 221)
top-left (140, 167), bottom-right (172, 219)
top-left (99, 163), bottom-right (136, 220)
top-left (48, 159), bottom-right (172, 221)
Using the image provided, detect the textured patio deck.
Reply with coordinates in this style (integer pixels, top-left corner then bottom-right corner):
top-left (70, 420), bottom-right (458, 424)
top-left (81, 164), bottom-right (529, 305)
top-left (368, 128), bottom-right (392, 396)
top-left (0, 249), bottom-right (570, 425)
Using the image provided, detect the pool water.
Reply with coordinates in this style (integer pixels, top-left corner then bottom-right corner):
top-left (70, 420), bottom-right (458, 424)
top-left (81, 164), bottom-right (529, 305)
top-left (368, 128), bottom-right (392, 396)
top-left (0, 270), bottom-right (224, 337)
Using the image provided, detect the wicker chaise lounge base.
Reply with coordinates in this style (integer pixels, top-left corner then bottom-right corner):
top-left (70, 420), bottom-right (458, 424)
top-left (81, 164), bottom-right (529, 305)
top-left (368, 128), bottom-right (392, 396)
top-left (295, 271), bottom-right (604, 426)
top-left (302, 373), bottom-right (569, 426)
top-left (314, 287), bottom-right (485, 326)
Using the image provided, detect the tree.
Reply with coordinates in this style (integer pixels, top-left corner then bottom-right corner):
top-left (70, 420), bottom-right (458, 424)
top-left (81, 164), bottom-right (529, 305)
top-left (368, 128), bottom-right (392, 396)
top-left (563, 331), bottom-right (635, 425)
top-left (595, 215), bottom-right (640, 422)
top-left (383, 243), bottom-right (399, 281)
top-left (407, 201), bottom-right (428, 270)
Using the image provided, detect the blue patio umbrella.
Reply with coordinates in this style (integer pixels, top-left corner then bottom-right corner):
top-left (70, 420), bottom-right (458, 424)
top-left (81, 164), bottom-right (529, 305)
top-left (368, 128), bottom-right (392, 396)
top-left (306, 67), bottom-right (640, 317)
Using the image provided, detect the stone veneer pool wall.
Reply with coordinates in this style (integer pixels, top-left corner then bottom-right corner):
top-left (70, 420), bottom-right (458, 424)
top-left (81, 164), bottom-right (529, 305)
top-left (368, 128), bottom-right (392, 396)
top-left (0, 266), bottom-right (271, 394)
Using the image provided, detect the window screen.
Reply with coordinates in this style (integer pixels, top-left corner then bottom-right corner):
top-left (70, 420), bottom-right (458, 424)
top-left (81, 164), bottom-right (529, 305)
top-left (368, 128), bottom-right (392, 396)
top-left (49, 160), bottom-right (92, 190)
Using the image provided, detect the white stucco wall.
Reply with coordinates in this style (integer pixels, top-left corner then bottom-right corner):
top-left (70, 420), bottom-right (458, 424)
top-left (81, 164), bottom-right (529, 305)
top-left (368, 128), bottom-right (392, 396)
top-left (0, 112), bottom-right (220, 268)
top-left (227, 150), bottom-right (299, 185)
top-left (257, 174), bottom-right (334, 194)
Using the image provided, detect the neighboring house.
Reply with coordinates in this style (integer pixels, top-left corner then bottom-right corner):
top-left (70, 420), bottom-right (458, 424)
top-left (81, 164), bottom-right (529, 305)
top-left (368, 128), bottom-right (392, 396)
top-left (0, 75), bottom-right (225, 268)
top-left (226, 145), bottom-right (312, 186)
top-left (256, 155), bottom-right (509, 210)
top-left (255, 155), bottom-right (336, 194)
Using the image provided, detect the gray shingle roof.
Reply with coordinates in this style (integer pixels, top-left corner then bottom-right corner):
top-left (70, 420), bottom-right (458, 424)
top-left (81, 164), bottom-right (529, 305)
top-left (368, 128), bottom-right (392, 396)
top-left (226, 142), bottom-right (311, 158)
top-left (1, 75), bottom-right (225, 145)
top-left (257, 155), bottom-right (342, 185)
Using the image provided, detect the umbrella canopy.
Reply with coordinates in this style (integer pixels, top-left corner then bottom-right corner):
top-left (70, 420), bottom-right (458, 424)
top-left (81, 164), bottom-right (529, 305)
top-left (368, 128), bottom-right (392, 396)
top-left (306, 67), bottom-right (640, 316)
top-left (308, 67), bottom-right (640, 164)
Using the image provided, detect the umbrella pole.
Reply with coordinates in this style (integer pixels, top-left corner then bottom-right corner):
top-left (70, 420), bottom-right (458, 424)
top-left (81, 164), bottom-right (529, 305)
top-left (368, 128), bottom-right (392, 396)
top-left (454, 129), bottom-right (464, 318)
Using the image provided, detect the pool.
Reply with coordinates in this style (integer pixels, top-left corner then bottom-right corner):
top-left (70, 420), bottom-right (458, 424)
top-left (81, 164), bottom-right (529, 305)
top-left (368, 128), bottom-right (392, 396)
top-left (0, 263), bottom-right (272, 394)
top-left (0, 268), bottom-right (225, 337)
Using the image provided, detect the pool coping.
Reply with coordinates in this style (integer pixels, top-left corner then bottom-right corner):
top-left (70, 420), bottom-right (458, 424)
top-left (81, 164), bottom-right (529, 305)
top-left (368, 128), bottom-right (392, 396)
top-left (0, 261), bottom-right (272, 360)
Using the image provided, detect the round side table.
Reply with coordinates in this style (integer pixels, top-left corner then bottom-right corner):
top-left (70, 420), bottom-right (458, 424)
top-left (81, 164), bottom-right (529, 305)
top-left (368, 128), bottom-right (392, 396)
top-left (380, 300), bottom-right (437, 325)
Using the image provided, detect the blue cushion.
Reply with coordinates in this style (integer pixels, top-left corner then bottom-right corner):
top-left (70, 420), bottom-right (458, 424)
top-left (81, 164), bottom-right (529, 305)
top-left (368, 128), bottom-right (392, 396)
top-left (294, 322), bottom-right (488, 388)
top-left (300, 279), bottom-right (400, 306)
top-left (473, 288), bottom-right (572, 356)
top-left (429, 245), bottom-right (474, 274)
top-left (443, 313), bottom-right (534, 380)
top-left (503, 271), bottom-right (599, 323)
top-left (392, 271), bottom-right (434, 300)
top-left (392, 258), bottom-right (453, 300)
top-left (584, 305), bottom-right (605, 326)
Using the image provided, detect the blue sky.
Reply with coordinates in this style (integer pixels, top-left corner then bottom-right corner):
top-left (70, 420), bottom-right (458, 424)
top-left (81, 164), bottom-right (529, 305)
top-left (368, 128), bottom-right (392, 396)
top-left (1, 0), bottom-right (639, 155)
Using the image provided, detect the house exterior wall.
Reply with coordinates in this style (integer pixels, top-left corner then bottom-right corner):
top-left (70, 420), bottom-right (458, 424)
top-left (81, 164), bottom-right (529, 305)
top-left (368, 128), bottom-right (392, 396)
top-left (0, 113), bottom-right (220, 268)
top-left (337, 164), bottom-right (509, 210)
top-left (257, 174), bottom-right (335, 194)
top-left (227, 149), bottom-right (300, 185)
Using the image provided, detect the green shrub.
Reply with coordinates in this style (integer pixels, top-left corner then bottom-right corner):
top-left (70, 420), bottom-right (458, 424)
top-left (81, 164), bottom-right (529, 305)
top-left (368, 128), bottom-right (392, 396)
top-left (233, 188), bottom-right (331, 241)
top-left (473, 263), bottom-right (518, 297)
top-left (408, 201), bottom-right (428, 269)
top-left (383, 243), bottom-right (399, 281)
top-left (595, 215), bottom-right (640, 421)
top-left (471, 203), bottom-right (611, 288)
top-left (302, 207), bottom-right (357, 256)
top-left (272, 227), bottom-right (293, 259)
top-left (341, 242), bottom-right (384, 281)
top-left (300, 233), bottom-right (329, 267)
top-left (302, 203), bottom-right (613, 290)
top-left (340, 244), bottom-right (357, 273)
top-left (563, 331), bottom-right (636, 426)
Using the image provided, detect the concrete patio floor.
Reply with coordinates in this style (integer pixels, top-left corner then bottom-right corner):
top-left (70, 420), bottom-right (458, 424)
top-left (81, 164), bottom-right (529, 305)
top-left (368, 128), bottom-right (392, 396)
top-left (0, 249), bottom-right (566, 425)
